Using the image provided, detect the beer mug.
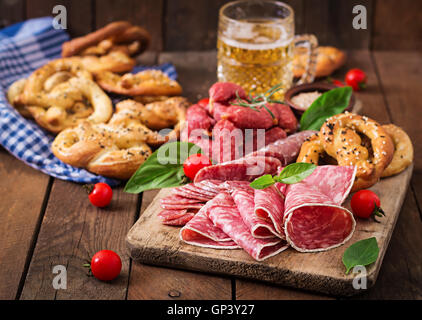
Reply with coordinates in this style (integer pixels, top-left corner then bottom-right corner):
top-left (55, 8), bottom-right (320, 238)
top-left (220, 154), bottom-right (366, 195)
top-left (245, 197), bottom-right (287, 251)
top-left (217, 0), bottom-right (317, 99)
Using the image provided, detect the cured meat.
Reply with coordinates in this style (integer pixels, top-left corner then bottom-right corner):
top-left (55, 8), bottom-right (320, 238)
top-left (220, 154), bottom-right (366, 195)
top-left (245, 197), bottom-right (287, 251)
top-left (194, 155), bottom-right (281, 183)
top-left (212, 119), bottom-right (243, 163)
top-left (163, 212), bottom-right (195, 226)
top-left (248, 130), bottom-right (317, 165)
top-left (254, 185), bottom-right (285, 238)
top-left (283, 165), bottom-right (357, 252)
top-left (185, 104), bottom-right (215, 132)
top-left (209, 101), bottom-right (229, 122)
top-left (158, 209), bottom-right (195, 226)
top-left (209, 82), bottom-right (246, 103)
top-left (207, 192), bottom-right (288, 261)
top-left (172, 186), bottom-right (214, 202)
top-left (222, 105), bottom-right (275, 129)
top-left (231, 186), bottom-right (280, 238)
top-left (268, 103), bottom-right (298, 133)
top-left (180, 200), bottom-right (240, 249)
top-left (160, 203), bottom-right (204, 210)
top-left (160, 195), bottom-right (203, 205)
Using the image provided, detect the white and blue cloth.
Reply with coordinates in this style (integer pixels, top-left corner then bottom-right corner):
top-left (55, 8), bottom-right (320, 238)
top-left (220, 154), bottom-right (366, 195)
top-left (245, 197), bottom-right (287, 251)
top-left (0, 17), bottom-right (177, 185)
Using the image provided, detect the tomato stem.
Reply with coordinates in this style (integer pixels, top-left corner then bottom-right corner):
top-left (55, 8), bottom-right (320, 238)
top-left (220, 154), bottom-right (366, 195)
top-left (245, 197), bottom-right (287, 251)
top-left (82, 184), bottom-right (94, 195)
top-left (372, 201), bottom-right (386, 223)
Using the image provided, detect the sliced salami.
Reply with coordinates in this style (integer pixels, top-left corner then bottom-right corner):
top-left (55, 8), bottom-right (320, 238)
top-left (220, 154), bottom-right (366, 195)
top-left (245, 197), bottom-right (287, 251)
top-left (194, 156), bottom-right (281, 183)
top-left (207, 192), bottom-right (288, 261)
top-left (163, 212), bottom-right (195, 226)
top-left (180, 201), bottom-right (240, 249)
top-left (254, 185), bottom-right (285, 238)
top-left (172, 185), bottom-right (214, 202)
top-left (283, 165), bottom-right (357, 252)
top-left (231, 186), bottom-right (280, 239)
top-left (160, 203), bottom-right (204, 210)
top-left (160, 195), bottom-right (203, 205)
top-left (248, 130), bottom-right (317, 165)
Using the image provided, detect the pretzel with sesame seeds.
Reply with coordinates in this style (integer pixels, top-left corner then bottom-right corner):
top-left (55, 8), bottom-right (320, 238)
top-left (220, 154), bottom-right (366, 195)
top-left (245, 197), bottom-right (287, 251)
top-left (297, 112), bottom-right (394, 191)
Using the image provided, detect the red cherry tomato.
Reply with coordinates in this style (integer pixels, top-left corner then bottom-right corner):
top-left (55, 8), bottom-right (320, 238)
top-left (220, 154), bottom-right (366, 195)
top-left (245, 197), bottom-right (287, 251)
top-left (88, 183), bottom-right (113, 207)
top-left (90, 250), bottom-right (122, 281)
top-left (183, 153), bottom-right (212, 180)
top-left (332, 79), bottom-right (345, 87)
top-left (197, 98), bottom-right (210, 108)
top-left (350, 190), bottom-right (385, 221)
top-left (345, 68), bottom-right (367, 91)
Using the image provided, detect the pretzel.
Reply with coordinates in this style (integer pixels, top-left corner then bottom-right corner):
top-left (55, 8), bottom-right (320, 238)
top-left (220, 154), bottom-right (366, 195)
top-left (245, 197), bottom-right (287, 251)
top-left (294, 46), bottom-right (346, 78)
top-left (62, 21), bottom-right (150, 58)
top-left (94, 69), bottom-right (182, 96)
top-left (79, 51), bottom-right (136, 73)
top-left (19, 58), bottom-right (112, 133)
top-left (62, 21), bottom-right (131, 57)
top-left (7, 78), bottom-right (32, 118)
top-left (52, 97), bottom-right (188, 179)
top-left (381, 124), bottom-right (413, 177)
top-left (297, 113), bottom-right (394, 191)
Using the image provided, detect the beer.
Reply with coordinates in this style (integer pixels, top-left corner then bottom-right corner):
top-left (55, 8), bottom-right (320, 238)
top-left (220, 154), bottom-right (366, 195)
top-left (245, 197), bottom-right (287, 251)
top-left (217, 1), bottom-right (317, 99)
top-left (217, 20), bottom-right (294, 99)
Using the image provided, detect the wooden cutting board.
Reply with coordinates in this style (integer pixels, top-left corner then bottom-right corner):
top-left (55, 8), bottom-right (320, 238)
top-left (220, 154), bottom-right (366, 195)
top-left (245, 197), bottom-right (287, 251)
top-left (126, 164), bottom-right (413, 296)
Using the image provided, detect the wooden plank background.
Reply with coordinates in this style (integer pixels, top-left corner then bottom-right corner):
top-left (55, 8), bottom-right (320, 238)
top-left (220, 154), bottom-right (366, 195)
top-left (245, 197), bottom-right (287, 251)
top-left (0, 0), bottom-right (421, 51)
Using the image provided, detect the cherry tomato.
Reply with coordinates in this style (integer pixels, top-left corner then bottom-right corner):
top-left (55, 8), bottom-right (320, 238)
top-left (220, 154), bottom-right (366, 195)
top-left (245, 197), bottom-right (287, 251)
top-left (197, 98), bottom-right (210, 108)
top-left (183, 153), bottom-right (212, 180)
top-left (90, 250), bottom-right (122, 281)
top-left (350, 190), bottom-right (385, 222)
top-left (345, 68), bottom-right (367, 91)
top-left (332, 79), bottom-right (345, 87)
top-left (88, 183), bottom-right (113, 207)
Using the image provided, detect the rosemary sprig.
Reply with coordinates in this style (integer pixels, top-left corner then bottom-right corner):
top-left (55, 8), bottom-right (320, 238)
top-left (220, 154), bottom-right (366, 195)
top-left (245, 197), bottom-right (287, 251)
top-left (230, 82), bottom-right (285, 119)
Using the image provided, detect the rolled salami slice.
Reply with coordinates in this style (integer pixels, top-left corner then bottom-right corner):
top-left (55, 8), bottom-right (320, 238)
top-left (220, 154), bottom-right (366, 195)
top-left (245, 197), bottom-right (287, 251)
top-left (207, 192), bottom-right (288, 261)
top-left (180, 201), bottom-right (240, 249)
top-left (283, 165), bottom-right (357, 252)
top-left (248, 130), bottom-right (317, 165)
top-left (231, 186), bottom-right (280, 239)
top-left (194, 156), bottom-right (281, 183)
top-left (254, 185), bottom-right (285, 238)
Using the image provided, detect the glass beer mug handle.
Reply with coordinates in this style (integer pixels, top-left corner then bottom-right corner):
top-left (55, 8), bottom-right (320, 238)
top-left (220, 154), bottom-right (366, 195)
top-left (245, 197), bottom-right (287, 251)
top-left (293, 34), bottom-right (318, 85)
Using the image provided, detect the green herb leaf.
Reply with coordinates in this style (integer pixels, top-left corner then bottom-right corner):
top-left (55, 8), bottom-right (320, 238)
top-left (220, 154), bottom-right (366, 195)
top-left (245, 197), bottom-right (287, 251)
top-left (249, 174), bottom-right (276, 189)
top-left (124, 142), bottom-right (201, 194)
top-left (276, 162), bottom-right (317, 184)
top-left (250, 163), bottom-right (316, 189)
top-left (300, 86), bottom-right (353, 131)
top-left (342, 237), bottom-right (379, 274)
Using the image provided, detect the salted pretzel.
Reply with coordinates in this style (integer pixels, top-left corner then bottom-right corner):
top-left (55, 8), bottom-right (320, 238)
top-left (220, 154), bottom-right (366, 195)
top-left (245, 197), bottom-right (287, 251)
top-left (94, 69), bottom-right (182, 96)
top-left (7, 78), bottom-right (33, 117)
top-left (52, 97), bottom-right (188, 179)
top-left (79, 51), bottom-right (136, 73)
top-left (297, 113), bottom-right (394, 191)
top-left (381, 124), bottom-right (413, 177)
top-left (19, 58), bottom-right (112, 133)
top-left (294, 46), bottom-right (346, 78)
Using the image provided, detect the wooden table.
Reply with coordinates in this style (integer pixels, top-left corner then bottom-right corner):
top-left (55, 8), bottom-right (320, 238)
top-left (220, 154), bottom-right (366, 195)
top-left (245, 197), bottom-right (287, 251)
top-left (1, 50), bottom-right (421, 300)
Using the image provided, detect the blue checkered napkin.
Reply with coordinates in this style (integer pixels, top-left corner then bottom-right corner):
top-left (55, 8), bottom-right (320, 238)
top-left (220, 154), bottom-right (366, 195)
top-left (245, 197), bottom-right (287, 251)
top-left (0, 17), bottom-right (178, 185)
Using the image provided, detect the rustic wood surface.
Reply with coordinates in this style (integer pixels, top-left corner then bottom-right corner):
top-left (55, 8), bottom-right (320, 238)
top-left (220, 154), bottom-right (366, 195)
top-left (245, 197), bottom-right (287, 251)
top-left (0, 0), bottom-right (421, 50)
top-left (0, 48), bottom-right (420, 299)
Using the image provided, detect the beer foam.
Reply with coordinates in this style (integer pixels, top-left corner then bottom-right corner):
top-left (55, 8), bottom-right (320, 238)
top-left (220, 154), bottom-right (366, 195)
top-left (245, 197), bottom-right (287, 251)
top-left (220, 35), bottom-right (293, 50)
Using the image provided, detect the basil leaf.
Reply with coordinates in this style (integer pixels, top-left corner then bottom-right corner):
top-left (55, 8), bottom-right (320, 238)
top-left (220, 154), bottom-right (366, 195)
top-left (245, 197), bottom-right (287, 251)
top-left (276, 163), bottom-right (316, 184)
top-left (124, 141), bottom-right (201, 194)
top-left (342, 237), bottom-right (379, 274)
top-left (249, 174), bottom-right (275, 189)
top-left (300, 86), bottom-right (353, 131)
